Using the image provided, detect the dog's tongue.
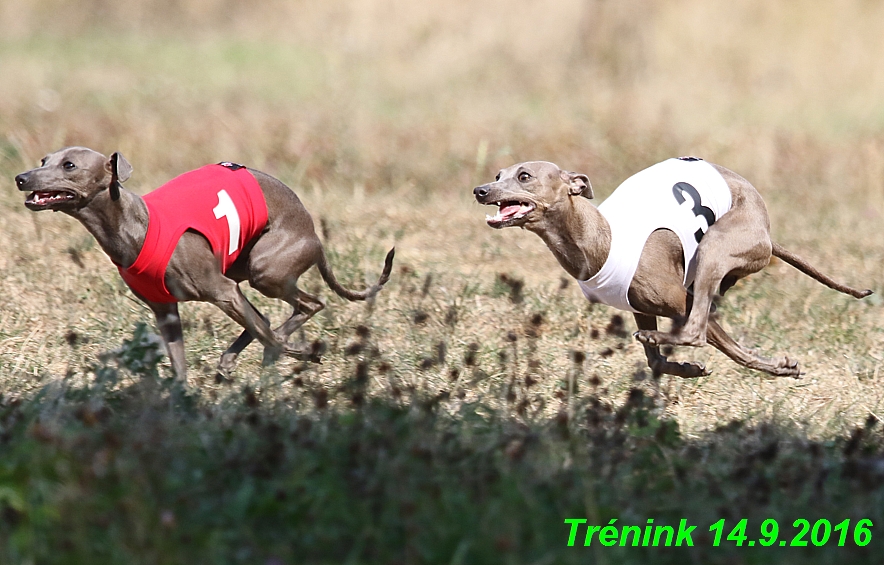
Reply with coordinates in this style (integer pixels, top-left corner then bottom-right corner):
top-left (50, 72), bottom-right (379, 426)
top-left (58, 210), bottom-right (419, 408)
top-left (487, 202), bottom-right (534, 226)
top-left (499, 203), bottom-right (521, 218)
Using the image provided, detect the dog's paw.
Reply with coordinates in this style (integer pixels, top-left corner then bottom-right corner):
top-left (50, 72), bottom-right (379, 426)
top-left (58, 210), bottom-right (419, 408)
top-left (776, 356), bottom-right (801, 377)
top-left (671, 361), bottom-right (711, 378)
top-left (649, 356), bottom-right (711, 378)
top-left (635, 329), bottom-right (706, 348)
top-left (282, 344), bottom-right (323, 364)
top-left (759, 356), bottom-right (801, 377)
top-left (634, 330), bottom-right (660, 347)
top-left (216, 353), bottom-right (239, 382)
top-left (214, 367), bottom-right (233, 384)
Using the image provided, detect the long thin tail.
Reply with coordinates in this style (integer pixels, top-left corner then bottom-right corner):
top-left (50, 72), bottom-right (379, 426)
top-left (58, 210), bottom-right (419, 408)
top-left (771, 242), bottom-right (872, 299)
top-left (317, 247), bottom-right (395, 301)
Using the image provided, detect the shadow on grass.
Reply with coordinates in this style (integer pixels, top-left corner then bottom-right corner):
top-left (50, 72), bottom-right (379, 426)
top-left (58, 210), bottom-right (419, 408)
top-left (1, 326), bottom-right (882, 565)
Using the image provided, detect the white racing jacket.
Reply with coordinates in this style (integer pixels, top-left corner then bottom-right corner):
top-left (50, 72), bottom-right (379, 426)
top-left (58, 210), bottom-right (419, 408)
top-left (578, 158), bottom-right (732, 312)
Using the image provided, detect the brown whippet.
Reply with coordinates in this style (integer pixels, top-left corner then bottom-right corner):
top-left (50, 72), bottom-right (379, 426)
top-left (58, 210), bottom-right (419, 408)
top-left (473, 159), bottom-right (872, 377)
top-left (16, 147), bottom-right (394, 381)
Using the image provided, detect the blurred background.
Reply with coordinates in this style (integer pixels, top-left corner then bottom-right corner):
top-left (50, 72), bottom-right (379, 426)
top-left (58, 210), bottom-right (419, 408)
top-left (2, 0), bottom-right (884, 202)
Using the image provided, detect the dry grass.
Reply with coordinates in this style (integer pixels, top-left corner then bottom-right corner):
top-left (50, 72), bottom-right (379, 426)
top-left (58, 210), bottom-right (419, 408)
top-left (4, 3), bottom-right (884, 563)
top-left (1, 0), bottom-right (883, 441)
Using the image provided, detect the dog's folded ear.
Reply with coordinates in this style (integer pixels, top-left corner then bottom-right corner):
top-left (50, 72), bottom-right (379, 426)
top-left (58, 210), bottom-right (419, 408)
top-left (106, 152), bottom-right (133, 201)
top-left (566, 171), bottom-right (593, 199)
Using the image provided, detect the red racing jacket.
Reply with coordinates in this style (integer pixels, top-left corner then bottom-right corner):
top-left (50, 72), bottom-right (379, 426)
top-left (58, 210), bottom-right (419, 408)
top-left (118, 163), bottom-right (269, 303)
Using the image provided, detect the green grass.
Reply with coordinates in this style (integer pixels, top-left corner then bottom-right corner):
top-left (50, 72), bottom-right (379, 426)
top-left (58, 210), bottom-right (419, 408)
top-left (2, 334), bottom-right (884, 564)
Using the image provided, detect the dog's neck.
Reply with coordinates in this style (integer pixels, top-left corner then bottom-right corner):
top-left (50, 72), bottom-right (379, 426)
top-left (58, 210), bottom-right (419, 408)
top-left (528, 196), bottom-right (611, 281)
top-left (68, 188), bottom-right (148, 269)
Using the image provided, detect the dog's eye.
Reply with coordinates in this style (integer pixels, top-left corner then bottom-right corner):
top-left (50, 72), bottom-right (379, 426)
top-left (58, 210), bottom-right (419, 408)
top-left (518, 171), bottom-right (532, 183)
top-left (495, 172), bottom-right (501, 181)
top-left (63, 161), bottom-right (76, 171)
top-left (40, 158), bottom-right (47, 166)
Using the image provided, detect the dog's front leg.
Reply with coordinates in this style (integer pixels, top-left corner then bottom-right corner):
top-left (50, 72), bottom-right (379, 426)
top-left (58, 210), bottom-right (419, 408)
top-left (148, 301), bottom-right (188, 380)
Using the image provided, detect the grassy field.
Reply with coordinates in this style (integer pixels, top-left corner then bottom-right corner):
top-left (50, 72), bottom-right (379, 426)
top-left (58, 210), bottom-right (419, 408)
top-left (1, 0), bottom-right (884, 563)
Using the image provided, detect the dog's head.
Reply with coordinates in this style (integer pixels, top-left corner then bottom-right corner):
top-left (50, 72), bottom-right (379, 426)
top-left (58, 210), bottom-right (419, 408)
top-left (473, 161), bottom-right (592, 229)
top-left (15, 147), bottom-right (132, 212)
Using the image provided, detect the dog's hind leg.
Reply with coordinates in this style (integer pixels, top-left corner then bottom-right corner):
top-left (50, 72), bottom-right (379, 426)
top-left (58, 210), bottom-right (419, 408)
top-left (635, 201), bottom-right (772, 349)
top-left (215, 239), bottom-right (327, 377)
top-left (215, 290), bottom-right (324, 377)
top-left (633, 313), bottom-right (711, 378)
top-left (237, 231), bottom-right (327, 366)
top-left (706, 319), bottom-right (800, 376)
top-left (216, 307), bottom-right (272, 379)
top-left (273, 289), bottom-right (325, 342)
top-left (207, 276), bottom-right (313, 366)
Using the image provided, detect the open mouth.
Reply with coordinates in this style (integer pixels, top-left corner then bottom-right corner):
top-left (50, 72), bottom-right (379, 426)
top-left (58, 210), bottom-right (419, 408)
top-left (25, 190), bottom-right (77, 209)
top-left (485, 200), bottom-right (536, 228)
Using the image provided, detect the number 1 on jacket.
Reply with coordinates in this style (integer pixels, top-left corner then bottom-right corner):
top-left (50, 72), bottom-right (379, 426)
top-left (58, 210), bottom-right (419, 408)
top-left (213, 189), bottom-right (241, 255)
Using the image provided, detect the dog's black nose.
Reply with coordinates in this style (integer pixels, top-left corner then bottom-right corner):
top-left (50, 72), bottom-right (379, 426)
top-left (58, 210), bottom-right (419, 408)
top-left (473, 185), bottom-right (489, 198)
top-left (15, 173), bottom-right (29, 189)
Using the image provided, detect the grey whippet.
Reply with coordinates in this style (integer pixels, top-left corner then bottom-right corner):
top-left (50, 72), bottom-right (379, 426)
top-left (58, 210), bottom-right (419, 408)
top-left (474, 160), bottom-right (872, 377)
top-left (16, 147), bottom-right (393, 380)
